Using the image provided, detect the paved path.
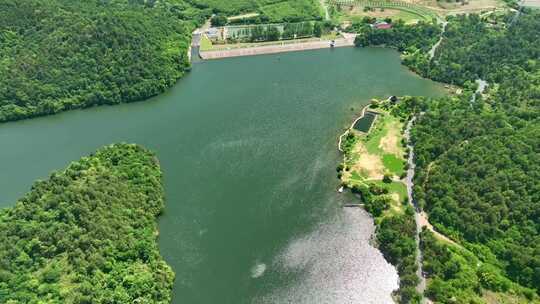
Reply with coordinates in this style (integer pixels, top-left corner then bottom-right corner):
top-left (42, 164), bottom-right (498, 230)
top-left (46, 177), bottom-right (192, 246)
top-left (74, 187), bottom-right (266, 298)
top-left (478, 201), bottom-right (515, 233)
top-left (200, 36), bottom-right (355, 60)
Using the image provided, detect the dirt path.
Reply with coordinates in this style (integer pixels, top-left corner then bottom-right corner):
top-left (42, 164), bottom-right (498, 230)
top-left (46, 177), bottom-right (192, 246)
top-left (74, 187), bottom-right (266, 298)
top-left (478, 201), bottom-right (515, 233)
top-left (428, 21), bottom-right (447, 60)
top-left (418, 212), bottom-right (460, 246)
top-left (470, 78), bottom-right (488, 103)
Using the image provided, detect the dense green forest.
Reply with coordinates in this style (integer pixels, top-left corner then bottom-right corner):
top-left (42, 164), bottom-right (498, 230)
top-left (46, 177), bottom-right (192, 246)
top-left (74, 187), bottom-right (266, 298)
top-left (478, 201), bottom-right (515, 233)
top-left (0, 0), bottom-right (323, 123)
top-left (0, 144), bottom-right (172, 303)
top-left (421, 229), bottom-right (537, 303)
top-left (354, 19), bottom-right (441, 53)
top-left (350, 182), bottom-right (422, 303)
top-left (195, 0), bottom-right (322, 22)
top-left (361, 10), bottom-right (540, 302)
top-left (0, 0), bottom-right (212, 122)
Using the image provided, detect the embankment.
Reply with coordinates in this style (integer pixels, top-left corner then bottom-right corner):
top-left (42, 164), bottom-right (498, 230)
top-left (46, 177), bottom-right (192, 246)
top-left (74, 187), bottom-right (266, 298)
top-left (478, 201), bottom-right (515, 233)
top-left (200, 36), bottom-right (356, 60)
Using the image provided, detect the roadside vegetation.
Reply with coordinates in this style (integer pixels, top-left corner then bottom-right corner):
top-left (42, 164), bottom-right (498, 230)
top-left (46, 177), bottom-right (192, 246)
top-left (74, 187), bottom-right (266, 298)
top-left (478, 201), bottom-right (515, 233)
top-left (196, 0), bottom-right (323, 23)
top-left (0, 144), bottom-right (173, 303)
top-left (357, 9), bottom-right (540, 303)
top-left (339, 99), bottom-right (421, 303)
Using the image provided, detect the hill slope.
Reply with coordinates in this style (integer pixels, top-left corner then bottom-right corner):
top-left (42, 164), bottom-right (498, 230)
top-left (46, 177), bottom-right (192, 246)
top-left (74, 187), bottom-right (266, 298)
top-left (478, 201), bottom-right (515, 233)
top-left (0, 0), bottom-right (208, 122)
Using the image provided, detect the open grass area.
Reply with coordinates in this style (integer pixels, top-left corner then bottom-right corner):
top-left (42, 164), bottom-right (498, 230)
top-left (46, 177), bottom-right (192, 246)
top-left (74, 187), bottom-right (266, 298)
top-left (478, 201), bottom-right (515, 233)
top-left (343, 109), bottom-right (406, 180)
top-left (200, 34), bottom-right (213, 51)
top-left (382, 154), bottom-right (405, 175)
top-left (261, 0), bottom-right (323, 22)
top-left (341, 106), bottom-right (408, 215)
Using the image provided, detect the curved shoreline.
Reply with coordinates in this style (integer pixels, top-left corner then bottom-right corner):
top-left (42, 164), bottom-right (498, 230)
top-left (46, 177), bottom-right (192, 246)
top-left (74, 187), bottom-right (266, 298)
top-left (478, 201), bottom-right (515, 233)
top-left (337, 104), bottom-right (374, 152)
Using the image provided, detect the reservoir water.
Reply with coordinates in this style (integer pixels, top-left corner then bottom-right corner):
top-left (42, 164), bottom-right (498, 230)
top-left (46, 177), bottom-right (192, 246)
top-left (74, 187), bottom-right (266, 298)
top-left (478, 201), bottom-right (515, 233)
top-left (0, 47), bottom-right (444, 303)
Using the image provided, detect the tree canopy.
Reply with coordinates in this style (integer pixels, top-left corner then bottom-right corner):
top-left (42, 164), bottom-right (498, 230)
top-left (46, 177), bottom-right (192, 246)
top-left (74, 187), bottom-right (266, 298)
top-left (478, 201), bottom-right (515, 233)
top-left (0, 0), bottom-right (211, 122)
top-left (369, 10), bottom-right (540, 301)
top-left (0, 144), bottom-right (173, 303)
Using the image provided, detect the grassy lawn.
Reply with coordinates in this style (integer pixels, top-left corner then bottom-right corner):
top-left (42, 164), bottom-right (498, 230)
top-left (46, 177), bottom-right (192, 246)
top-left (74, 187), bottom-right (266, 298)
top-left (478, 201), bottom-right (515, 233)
top-left (382, 153), bottom-right (405, 176)
top-left (342, 110), bottom-right (406, 182)
top-left (341, 106), bottom-right (409, 215)
top-left (372, 180), bottom-right (407, 202)
top-left (261, 0), bottom-right (323, 22)
top-left (362, 112), bottom-right (406, 173)
top-left (200, 35), bottom-right (213, 51)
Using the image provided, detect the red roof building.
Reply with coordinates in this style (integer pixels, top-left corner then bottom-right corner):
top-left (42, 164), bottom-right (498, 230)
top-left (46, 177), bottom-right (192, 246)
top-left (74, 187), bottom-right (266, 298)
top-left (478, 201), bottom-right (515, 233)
top-left (375, 23), bottom-right (392, 30)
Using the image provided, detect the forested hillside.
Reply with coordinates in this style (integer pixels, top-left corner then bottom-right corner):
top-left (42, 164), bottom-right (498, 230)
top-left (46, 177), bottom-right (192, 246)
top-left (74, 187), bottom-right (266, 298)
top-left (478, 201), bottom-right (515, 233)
top-left (0, 0), bottom-right (323, 123)
top-left (0, 0), bottom-right (211, 122)
top-left (360, 10), bottom-right (539, 302)
top-left (193, 0), bottom-right (322, 22)
top-left (0, 144), bottom-right (172, 303)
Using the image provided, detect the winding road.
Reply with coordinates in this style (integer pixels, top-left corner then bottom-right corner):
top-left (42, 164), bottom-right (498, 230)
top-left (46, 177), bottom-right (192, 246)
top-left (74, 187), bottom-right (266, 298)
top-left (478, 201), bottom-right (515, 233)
top-left (404, 117), bottom-right (428, 301)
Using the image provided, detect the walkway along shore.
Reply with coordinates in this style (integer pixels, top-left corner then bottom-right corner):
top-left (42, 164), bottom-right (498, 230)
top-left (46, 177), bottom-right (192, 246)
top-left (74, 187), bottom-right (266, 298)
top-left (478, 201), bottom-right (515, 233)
top-left (337, 103), bottom-right (377, 152)
top-left (200, 33), bottom-right (357, 60)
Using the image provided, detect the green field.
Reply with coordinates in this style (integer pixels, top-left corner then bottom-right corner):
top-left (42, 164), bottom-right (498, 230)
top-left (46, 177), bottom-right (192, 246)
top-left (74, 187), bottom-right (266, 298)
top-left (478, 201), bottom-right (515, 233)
top-left (361, 111), bottom-right (406, 176)
top-left (341, 105), bottom-right (408, 213)
top-left (261, 0), bottom-right (324, 22)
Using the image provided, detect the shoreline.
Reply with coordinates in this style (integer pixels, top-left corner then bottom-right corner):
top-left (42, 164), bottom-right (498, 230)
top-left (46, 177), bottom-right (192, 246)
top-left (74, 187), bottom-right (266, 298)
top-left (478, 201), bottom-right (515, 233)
top-left (337, 103), bottom-right (380, 152)
top-left (337, 99), bottom-right (426, 303)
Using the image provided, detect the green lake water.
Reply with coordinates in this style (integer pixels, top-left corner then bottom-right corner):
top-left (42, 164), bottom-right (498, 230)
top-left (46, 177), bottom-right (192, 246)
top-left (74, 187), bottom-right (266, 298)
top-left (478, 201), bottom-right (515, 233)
top-left (0, 47), bottom-right (444, 303)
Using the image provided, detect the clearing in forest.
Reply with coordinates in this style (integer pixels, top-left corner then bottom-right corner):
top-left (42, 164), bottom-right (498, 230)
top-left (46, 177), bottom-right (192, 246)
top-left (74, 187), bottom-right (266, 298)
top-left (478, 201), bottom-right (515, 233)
top-left (340, 101), bottom-right (408, 212)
